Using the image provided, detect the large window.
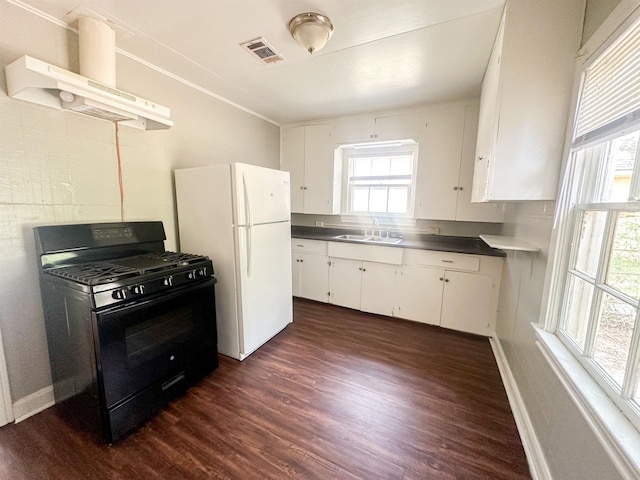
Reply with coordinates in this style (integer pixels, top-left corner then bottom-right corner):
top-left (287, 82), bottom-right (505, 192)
top-left (341, 142), bottom-right (418, 217)
top-left (551, 15), bottom-right (640, 430)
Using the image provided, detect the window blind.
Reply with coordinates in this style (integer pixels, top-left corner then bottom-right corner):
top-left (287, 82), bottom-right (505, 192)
top-left (574, 18), bottom-right (640, 143)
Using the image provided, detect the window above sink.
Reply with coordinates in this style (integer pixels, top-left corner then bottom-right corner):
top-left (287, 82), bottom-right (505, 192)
top-left (337, 140), bottom-right (419, 220)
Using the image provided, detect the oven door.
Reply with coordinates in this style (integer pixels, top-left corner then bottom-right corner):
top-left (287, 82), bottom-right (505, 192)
top-left (94, 279), bottom-right (217, 409)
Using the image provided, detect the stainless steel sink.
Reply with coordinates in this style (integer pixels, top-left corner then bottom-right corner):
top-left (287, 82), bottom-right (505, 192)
top-left (366, 236), bottom-right (402, 245)
top-left (332, 234), bottom-right (402, 245)
top-left (333, 234), bottom-right (371, 241)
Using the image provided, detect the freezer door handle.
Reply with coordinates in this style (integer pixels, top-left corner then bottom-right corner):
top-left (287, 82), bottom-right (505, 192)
top-left (242, 172), bottom-right (253, 227)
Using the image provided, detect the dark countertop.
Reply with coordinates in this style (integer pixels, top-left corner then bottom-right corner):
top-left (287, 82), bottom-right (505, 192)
top-left (291, 225), bottom-right (506, 258)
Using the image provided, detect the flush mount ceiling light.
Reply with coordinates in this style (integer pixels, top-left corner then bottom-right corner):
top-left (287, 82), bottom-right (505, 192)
top-left (288, 12), bottom-right (334, 54)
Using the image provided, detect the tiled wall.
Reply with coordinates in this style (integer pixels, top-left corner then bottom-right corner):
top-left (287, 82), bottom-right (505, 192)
top-left (0, 0), bottom-right (280, 413)
top-left (0, 97), bottom-right (177, 404)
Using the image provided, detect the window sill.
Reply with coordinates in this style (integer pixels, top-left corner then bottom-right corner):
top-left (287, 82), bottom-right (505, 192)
top-left (534, 325), bottom-right (640, 479)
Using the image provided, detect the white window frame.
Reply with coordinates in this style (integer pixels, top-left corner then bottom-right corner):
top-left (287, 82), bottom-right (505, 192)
top-left (338, 140), bottom-right (419, 223)
top-left (540, 5), bottom-right (640, 476)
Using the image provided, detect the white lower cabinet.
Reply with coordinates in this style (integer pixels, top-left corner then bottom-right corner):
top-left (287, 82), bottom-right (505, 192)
top-left (440, 270), bottom-right (495, 336)
top-left (293, 252), bottom-right (329, 302)
top-left (328, 258), bottom-right (362, 309)
top-left (293, 239), bottom-right (503, 337)
top-left (291, 239), bottom-right (329, 303)
top-left (360, 262), bottom-right (396, 316)
top-left (328, 259), bottom-right (397, 315)
top-left (394, 265), bottom-right (498, 336)
top-left (393, 265), bottom-right (443, 325)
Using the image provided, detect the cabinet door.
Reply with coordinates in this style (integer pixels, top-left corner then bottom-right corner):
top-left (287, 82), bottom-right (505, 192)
top-left (299, 253), bottom-right (329, 303)
top-left (455, 105), bottom-right (504, 222)
top-left (281, 126), bottom-right (305, 213)
top-left (329, 258), bottom-right (362, 309)
top-left (333, 114), bottom-right (374, 144)
top-left (303, 124), bottom-right (335, 214)
top-left (360, 262), bottom-right (396, 316)
top-left (472, 13), bottom-right (503, 203)
top-left (394, 266), bottom-right (443, 325)
top-left (292, 253), bottom-right (302, 297)
top-left (414, 106), bottom-right (465, 220)
top-left (374, 113), bottom-right (424, 141)
top-left (440, 271), bottom-right (495, 336)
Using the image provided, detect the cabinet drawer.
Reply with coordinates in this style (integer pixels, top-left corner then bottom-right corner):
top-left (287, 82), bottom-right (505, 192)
top-left (327, 242), bottom-right (403, 265)
top-left (417, 251), bottom-right (480, 272)
top-left (291, 239), bottom-right (328, 254)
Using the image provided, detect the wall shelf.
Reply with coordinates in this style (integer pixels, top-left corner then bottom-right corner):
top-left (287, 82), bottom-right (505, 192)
top-left (480, 234), bottom-right (539, 252)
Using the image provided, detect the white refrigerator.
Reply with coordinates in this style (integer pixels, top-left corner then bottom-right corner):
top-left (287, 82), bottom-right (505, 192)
top-left (175, 162), bottom-right (293, 360)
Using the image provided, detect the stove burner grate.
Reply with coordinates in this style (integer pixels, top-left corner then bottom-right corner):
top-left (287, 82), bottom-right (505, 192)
top-left (44, 251), bottom-right (209, 286)
top-left (140, 252), bottom-right (206, 266)
top-left (47, 262), bottom-right (140, 286)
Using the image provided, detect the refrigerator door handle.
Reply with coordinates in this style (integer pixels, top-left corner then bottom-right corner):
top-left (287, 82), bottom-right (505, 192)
top-left (242, 173), bottom-right (253, 277)
top-left (246, 224), bottom-right (252, 278)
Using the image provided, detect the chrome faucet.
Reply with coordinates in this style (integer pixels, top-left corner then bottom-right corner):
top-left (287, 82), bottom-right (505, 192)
top-left (372, 218), bottom-right (379, 237)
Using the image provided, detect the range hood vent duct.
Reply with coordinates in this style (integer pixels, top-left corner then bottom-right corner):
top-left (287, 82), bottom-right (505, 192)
top-left (4, 19), bottom-right (172, 130)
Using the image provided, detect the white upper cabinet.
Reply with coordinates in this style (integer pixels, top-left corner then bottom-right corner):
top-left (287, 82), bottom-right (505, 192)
top-left (281, 124), bottom-right (338, 215)
top-left (283, 101), bottom-right (507, 222)
top-left (455, 105), bottom-right (504, 222)
top-left (413, 106), bottom-right (465, 220)
top-left (415, 104), bottom-right (504, 222)
top-left (472, 0), bottom-right (584, 202)
top-left (281, 125), bottom-right (305, 211)
top-left (333, 113), bottom-right (423, 145)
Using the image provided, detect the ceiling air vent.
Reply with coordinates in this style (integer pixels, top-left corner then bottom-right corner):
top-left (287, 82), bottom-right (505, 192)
top-left (240, 37), bottom-right (284, 64)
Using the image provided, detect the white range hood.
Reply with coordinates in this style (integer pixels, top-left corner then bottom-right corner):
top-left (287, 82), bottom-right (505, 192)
top-left (4, 55), bottom-right (173, 130)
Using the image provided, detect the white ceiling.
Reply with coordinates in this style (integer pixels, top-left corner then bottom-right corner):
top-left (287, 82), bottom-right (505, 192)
top-left (15, 0), bottom-right (506, 125)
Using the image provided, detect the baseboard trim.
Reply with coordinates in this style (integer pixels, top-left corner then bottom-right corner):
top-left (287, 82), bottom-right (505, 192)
top-left (490, 336), bottom-right (552, 480)
top-left (12, 385), bottom-right (54, 423)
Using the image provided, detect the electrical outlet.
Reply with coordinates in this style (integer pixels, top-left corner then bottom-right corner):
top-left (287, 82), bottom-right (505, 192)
top-left (315, 221), bottom-right (324, 227)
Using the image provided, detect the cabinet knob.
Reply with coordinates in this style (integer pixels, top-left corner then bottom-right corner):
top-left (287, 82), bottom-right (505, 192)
top-left (439, 277), bottom-right (444, 281)
top-left (477, 156), bottom-right (484, 161)
top-left (445, 278), bottom-right (450, 283)
top-left (453, 186), bottom-right (458, 191)
top-left (459, 186), bottom-right (464, 191)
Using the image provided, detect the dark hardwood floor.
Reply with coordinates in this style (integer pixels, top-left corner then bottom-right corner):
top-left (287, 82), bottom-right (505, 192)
top-left (0, 298), bottom-right (530, 479)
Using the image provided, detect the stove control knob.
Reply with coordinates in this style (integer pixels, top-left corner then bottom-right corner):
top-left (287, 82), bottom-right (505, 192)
top-left (130, 285), bottom-right (145, 295)
top-left (112, 289), bottom-right (126, 300)
top-left (187, 269), bottom-right (204, 280)
top-left (162, 276), bottom-right (173, 287)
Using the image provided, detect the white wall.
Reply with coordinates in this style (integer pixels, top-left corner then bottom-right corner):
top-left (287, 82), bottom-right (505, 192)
top-left (0, 0), bottom-right (279, 416)
top-left (494, 2), bottom-right (638, 478)
top-left (497, 203), bottom-right (623, 479)
top-left (582, 0), bottom-right (622, 44)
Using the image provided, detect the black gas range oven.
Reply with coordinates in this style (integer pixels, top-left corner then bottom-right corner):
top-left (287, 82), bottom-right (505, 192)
top-left (34, 221), bottom-right (218, 443)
